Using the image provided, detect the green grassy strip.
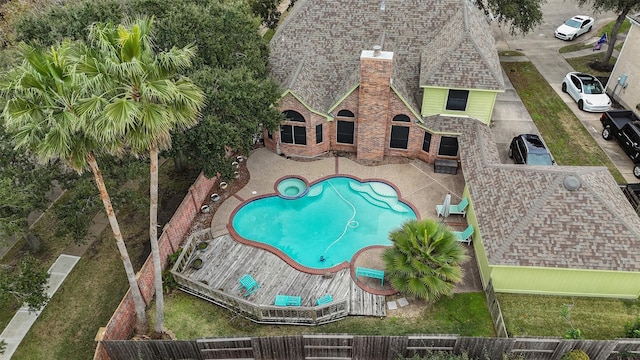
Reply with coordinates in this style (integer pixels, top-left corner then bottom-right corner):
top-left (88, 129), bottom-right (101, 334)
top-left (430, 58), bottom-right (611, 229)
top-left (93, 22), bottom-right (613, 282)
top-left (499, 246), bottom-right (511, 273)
top-left (498, 294), bottom-right (640, 339)
top-left (501, 61), bottom-right (625, 183)
top-left (149, 291), bottom-right (495, 339)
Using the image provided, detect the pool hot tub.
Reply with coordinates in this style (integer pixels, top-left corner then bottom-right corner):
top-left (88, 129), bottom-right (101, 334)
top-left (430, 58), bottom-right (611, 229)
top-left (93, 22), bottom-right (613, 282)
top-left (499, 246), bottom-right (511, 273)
top-left (275, 176), bottom-right (309, 199)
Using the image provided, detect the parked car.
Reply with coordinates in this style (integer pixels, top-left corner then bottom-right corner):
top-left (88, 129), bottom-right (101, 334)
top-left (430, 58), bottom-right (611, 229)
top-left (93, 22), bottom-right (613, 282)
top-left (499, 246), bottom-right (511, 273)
top-left (601, 110), bottom-right (640, 178)
top-left (562, 72), bottom-right (611, 112)
top-left (509, 134), bottom-right (554, 166)
top-left (554, 15), bottom-right (594, 40)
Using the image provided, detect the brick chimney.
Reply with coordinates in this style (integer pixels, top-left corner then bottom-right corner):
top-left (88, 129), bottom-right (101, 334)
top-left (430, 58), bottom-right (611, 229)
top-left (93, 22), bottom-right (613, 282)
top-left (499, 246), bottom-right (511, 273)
top-left (357, 45), bottom-right (393, 161)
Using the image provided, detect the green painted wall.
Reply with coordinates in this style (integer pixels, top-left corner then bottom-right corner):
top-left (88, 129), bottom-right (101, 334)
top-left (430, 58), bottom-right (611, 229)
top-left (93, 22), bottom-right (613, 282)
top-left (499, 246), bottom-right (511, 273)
top-left (460, 186), bottom-right (491, 288)
top-left (421, 88), bottom-right (498, 124)
top-left (490, 266), bottom-right (640, 299)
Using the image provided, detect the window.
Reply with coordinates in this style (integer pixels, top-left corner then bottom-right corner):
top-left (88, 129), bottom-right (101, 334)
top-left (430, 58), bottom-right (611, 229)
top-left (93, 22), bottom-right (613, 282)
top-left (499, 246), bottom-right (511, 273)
top-left (438, 136), bottom-right (459, 156)
top-left (337, 109), bottom-right (355, 117)
top-left (282, 110), bottom-right (305, 122)
top-left (281, 125), bottom-right (306, 145)
top-left (393, 114), bottom-right (411, 122)
top-left (337, 120), bottom-right (355, 144)
top-left (315, 124), bottom-right (323, 144)
top-left (390, 126), bottom-right (409, 149)
top-left (446, 90), bottom-right (469, 111)
top-left (422, 132), bottom-right (432, 152)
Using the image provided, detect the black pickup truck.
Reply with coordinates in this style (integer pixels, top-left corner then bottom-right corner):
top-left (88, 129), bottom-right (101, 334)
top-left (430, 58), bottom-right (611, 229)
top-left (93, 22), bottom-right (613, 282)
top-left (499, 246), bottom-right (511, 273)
top-left (601, 110), bottom-right (640, 178)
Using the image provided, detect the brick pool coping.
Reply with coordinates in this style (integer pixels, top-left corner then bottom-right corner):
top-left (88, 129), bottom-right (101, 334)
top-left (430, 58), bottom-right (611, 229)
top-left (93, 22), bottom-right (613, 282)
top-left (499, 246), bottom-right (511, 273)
top-left (226, 173), bottom-right (419, 284)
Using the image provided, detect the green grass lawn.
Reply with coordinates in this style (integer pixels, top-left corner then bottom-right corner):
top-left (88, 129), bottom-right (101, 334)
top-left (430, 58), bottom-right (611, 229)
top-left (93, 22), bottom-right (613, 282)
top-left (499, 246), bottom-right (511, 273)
top-left (149, 291), bottom-right (495, 339)
top-left (565, 53), bottom-right (617, 77)
top-left (501, 61), bottom-right (625, 184)
top-left (498, 294), bottom-right (640, 339)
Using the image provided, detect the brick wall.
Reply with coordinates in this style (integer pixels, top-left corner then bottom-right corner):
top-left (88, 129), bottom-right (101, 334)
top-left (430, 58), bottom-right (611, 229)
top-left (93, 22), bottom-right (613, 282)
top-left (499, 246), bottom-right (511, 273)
top-left (94, 173), bottom-right (217, 360)
top-left (357, 50), bottom-right (393, 161)
top-left (266, 52), bottom-right (457, 165)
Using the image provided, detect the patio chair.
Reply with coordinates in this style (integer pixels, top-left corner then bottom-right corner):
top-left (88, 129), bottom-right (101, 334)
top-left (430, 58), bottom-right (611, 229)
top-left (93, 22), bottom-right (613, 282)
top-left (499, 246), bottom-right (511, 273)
top-left (237, 274), bottom-right (259, 297)
top-left (452, 225), bottom-right (474, 245)
top-left (436, 197), bottom-right (469, 217)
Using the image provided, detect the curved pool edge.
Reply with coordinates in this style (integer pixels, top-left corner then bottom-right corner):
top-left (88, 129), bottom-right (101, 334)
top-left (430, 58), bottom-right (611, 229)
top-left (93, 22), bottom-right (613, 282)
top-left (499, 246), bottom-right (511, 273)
top-left (226, 223), bottom-right (351, 275)
top-left (350, 245), bottom-right (399, 296)
top-left (225, 173), bottom-right (420, 275)
top-left (274, 175), bottom-right (310, 200)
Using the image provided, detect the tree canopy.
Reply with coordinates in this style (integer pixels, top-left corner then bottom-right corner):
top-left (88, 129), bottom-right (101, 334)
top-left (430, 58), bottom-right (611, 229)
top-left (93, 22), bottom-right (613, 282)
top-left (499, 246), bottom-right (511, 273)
top-left (576, 0), bottom-right (640, 64)
top-left (0, 255), bottom-right (49, 313)
top-left (476, 0), bottom-right (546, 35)
top-left (12, 0), bottom-right (282, 180)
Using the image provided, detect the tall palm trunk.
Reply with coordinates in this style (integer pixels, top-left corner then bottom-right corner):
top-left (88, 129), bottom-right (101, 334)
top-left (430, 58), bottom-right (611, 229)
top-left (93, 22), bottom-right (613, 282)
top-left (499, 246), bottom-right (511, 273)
top-left (87, 152), bottom-right (149, 334)
top-left (149, 145), bottom-right (164, 337)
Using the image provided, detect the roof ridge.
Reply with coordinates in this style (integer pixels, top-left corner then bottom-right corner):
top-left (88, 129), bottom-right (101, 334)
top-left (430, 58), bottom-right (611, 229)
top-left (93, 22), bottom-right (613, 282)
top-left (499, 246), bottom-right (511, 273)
top-left (491, 175), bottom-right (563, 260)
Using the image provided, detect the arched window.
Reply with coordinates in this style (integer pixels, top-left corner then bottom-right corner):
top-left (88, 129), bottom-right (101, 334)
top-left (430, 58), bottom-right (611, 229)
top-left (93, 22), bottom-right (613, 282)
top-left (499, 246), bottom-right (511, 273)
top-left (337, 109), bottom-right (355, 117)
top-left (280, 111), bottom-right (306, 145)
top-left (393, 114), bottom-right (411, 122)
top-left (282, 110), bottom-right (305, 122)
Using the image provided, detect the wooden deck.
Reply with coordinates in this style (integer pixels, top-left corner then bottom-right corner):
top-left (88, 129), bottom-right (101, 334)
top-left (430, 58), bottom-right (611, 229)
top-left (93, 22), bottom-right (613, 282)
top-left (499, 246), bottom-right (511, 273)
top-left (177, 233), bottom-right (386, 319)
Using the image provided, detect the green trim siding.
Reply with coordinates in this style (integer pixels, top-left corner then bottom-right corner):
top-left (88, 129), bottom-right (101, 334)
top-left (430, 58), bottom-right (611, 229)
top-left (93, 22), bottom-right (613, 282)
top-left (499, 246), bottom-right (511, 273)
top-left (421, 88), bottom-right (447, 117)
top-left (460, 186), bottom-right (491, 288)
top-left (421, 88), bottom-right (498, 124)
top-left (490, 266), bottom-right (640, 299)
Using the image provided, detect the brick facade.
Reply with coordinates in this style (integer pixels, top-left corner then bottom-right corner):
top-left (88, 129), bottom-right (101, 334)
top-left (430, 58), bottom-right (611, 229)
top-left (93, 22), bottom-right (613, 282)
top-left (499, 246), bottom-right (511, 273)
top-left (265, 49), bottom-right (458, 164)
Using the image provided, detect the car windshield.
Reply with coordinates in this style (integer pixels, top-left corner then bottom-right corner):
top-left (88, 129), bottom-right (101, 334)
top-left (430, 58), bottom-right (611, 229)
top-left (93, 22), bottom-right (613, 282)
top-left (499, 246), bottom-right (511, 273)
top-left (564, 19), bottom-right (582, 28)
top-left (527, 153), bottom-right (553, 165)
top-left (582, 79), bottom-right (604, 94)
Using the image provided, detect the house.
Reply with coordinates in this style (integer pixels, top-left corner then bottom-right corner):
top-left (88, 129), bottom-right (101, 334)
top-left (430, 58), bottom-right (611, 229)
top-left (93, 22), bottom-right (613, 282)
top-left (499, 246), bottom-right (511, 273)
top-left (264, 0), bottom-right (640, 299)
top-left (606, 13), bottom-right (640, 116)
top-left (266, 0), bottom-right (504, 163)
top-left (458, 120), bottom-right (640, 299)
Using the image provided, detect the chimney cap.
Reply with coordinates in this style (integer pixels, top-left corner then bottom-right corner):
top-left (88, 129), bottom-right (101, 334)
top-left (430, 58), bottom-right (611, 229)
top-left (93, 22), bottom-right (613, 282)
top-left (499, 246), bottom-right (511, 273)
top-left (373, 45), bottom-right (382, 56)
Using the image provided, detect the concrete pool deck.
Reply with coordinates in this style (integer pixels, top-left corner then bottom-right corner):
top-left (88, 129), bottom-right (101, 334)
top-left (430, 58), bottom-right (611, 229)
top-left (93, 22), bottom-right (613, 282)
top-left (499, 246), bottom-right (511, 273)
top-left (208, 148), bottom-right (481, 295)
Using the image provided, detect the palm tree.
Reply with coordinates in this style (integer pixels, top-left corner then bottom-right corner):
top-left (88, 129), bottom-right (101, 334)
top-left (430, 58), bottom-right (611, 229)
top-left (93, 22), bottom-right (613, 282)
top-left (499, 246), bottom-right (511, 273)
top-left (78, 18), bottom-right (204, 337)
top-left (383, 219), bottom-right (469, 301)
top-left (0, 41), bottom-right (150, 334)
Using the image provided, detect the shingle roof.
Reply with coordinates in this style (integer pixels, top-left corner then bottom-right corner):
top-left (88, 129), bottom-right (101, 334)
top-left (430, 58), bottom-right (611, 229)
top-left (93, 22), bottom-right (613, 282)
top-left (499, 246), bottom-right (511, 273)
top-left (270, 0), bottom-right (504, 114)
top-left (450, 119), bottom-right (640, 272)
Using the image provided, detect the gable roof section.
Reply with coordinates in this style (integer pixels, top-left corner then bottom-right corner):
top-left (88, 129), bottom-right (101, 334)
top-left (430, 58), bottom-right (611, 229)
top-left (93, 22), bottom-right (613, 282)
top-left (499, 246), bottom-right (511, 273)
top-left (457, 121), bottom-right (640, 272)
top-left (270, 0), bottom-right (503, 114)
top-left (420, 3), bottom-right (504, 90)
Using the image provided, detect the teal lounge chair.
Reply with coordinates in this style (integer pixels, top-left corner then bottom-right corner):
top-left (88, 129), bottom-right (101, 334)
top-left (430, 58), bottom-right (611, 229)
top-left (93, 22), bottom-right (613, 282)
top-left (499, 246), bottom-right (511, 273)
top-left (452, 225), bottom-right (474, 245)
top-left (436, 197), bottom-right (468, 217)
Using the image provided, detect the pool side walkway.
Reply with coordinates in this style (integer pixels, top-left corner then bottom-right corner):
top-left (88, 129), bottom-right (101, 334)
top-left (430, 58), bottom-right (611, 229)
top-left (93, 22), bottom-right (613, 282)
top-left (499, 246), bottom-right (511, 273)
top-left (187, 148), bottom-right (480, 315)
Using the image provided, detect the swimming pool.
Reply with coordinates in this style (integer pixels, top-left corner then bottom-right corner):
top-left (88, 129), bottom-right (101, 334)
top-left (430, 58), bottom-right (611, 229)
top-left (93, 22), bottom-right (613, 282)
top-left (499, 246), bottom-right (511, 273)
top-left (231, 176), bottom-right (417, 270)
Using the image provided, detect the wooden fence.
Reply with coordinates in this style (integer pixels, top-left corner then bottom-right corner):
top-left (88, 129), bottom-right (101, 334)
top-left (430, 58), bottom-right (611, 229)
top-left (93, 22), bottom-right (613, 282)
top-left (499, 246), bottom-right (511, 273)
top-left (170, 231), bottom-right (350, 325)
top-left (484, 279), bottom-right (508, 338)
top-left (101, 334), bottom-right (640, 360)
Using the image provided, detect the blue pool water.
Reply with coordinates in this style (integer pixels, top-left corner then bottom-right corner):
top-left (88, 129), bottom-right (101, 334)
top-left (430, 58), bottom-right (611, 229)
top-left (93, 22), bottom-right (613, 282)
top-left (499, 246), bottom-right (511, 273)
top-left (231, 176), bottom-right (417, 269)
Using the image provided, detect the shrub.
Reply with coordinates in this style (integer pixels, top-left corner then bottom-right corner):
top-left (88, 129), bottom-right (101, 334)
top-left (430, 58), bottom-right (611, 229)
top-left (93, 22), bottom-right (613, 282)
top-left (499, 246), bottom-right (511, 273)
top-left (162, 249), bottom-right (183, 293)
top-left (612, 350), bottom-right (640, 360)
top-left (561, 349), bottom-right (590, 360)
top-left (625, 316), bottom-right (640, 338)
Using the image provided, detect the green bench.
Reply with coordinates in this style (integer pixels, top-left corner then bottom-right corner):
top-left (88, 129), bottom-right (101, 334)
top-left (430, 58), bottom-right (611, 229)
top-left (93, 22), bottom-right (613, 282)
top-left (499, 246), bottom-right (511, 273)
top-left (355, 267), bottom-right (385, 286)
top-left (274, 294), bottom-right (301, 306)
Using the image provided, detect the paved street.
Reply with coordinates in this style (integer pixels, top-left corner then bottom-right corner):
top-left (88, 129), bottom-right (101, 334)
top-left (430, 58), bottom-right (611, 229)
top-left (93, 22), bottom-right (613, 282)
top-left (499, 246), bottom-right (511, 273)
top-left (491, 0), bottom-right (637, 183)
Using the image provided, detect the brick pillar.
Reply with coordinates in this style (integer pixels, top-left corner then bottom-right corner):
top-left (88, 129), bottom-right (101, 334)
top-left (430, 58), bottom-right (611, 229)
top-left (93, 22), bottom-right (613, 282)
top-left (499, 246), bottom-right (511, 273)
top-left (357, 46), bottom-right (393, 161)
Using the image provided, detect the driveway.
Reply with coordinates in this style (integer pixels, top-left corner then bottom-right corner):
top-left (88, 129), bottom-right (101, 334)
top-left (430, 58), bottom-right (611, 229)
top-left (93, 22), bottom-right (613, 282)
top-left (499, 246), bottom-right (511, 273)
top-left (490, 0), bottom-right (638, 183)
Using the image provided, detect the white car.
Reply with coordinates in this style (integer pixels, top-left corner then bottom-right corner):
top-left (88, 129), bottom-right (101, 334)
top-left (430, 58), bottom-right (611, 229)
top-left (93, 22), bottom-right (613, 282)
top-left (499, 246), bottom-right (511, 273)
top-left (554, 15), bottom-right (594, 40)
top-left (562, 72), bottom-right (611, 112)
